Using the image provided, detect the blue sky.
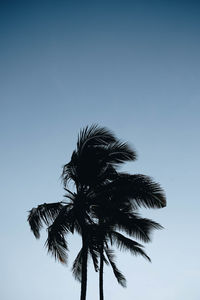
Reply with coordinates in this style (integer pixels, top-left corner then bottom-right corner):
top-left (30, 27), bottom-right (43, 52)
top-left (0, 1), bottom-right (200, 299)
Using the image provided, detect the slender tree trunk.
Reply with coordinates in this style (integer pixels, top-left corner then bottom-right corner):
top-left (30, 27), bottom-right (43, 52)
top-left (99, 244), bottom-right (104, 300)
top-left (80, 234), bottom-right (88, 300)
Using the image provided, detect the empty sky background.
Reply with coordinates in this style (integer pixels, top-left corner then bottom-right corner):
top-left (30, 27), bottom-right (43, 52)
top-left (1, 1), bottom-right (200, 299)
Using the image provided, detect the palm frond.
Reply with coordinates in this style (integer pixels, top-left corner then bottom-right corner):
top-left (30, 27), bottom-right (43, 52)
top-left (72, 248), bottom-right (83, 282)
top-left (110, 211), bottom-right (163, 242)
top-left (27, 202), bottom-right (64, 238)
top-left (46, 227), bottom-right (68, 264)
top-left (103, 253), bottom-right (109, 265)
top-left (110, 231), bottom-right (151, 262)
top-left (122, 174), bottom-right (166, 208)
top-left (98, 174), bottom-right (166, 209)
top-left (105, 248), bottom-right (126, 287)
top-left (45, 206), bottom-right (74, 264)
top-left (105, 141), bottom-right (136, 164)
top-left (77, 124), bottom-right (116, 152)
top-left (89, 247), bottom-right (99, 272)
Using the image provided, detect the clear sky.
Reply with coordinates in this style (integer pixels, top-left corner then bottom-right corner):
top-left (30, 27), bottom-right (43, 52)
top-left (1, 1), bottom-right (200, 299)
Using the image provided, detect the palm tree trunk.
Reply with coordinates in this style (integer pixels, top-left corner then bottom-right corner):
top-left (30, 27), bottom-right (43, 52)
top-left (80, 234), bottom-right (88, 300)
top-left (99, 244), bottom-right (104, 300)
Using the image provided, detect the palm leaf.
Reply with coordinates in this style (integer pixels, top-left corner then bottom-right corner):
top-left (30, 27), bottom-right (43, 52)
top-left (27, 202), bottom-right (64, 238)
top-left (45, 206), bottom-right (74, 264)
top-left (105, 248), bottom-right (126, 287)
top-left (110, 210), bottom-right (163, 242)
top-left (97, 174), bottom-right (166, 209)
top-left (89, 247), bottom-right (99, 272)
top-left (105, 141), bottom-right (136, 164)
top-left (110, 231), bottom-right (151, 262)
top-left (77, 124), bottom-right (116, 152)
top-left (72, 248), bottom-right (83, 282)
top-left (46, 227), bottom-right (68, 264)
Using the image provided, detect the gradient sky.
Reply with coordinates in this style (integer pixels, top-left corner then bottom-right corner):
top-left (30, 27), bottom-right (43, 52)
top-left (1, 1), bottom-right (200, 299)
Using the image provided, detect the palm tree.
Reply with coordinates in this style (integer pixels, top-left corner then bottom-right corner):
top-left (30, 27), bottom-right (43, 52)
top-left (28, 125), bottom-right (136, 300)
top-left (28, 125), bottom-right (166, 300)
top-left (61, 125), bottom-right (137, 300)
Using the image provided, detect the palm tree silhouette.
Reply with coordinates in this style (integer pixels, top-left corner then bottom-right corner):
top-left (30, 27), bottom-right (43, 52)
top-left (27, 125), bottom-right (166, 300)
top-left (28, 125), bottom-right (134, 300)
top-left (61, 125), bottom-right (137, 299)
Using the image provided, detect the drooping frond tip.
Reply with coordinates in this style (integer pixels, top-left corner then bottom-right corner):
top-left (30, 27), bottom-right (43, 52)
top-left (99, 174), bottom-right (166, 209)
top-left (110, 231), bottom-right (151, 262)
top-left (105, 248), bottom-right (127, 287)
top-left (27, 202), bottom-right (64, 238)
top-left (46, 224), bottom-right (68, 264)
top-left (72, 248), bottom-right (83, 282)
top-left (112, 211), bottom-right (163, 243)
top-left (45, 206), bottom-right (73, 264)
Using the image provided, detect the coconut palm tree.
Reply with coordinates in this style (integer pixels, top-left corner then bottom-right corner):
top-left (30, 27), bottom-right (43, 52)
top-left (28, 125), bottom-right (136, 300)
top-left (61, 125), bottom-right (137, 300)
top-left (28, 125), bottom-right (166, 300)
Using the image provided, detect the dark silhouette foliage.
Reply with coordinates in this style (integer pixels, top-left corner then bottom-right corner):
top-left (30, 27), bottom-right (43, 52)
top-left (28, 124), bottom-right (166, 300)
